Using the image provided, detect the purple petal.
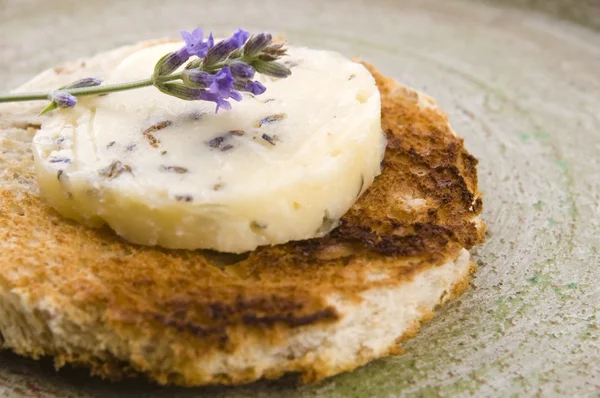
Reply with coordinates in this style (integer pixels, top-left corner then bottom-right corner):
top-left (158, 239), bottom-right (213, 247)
top-left (195, 90), bottom-right (232, 113)
top-left (218, 66), bottom-right (235, 82)
top-left (191, 27), bottom-right (204, 41)
top-left (230, 90), bottom-right (243, 102)
top-left (180, 30), bottom-right (193, 46)
top-left (216, 99), bottom-right (232, 112)
top-left (247, 81), bottom-right (267, 95)
top-left (232, 28), bottom-right (250, 47)
top-left (208, 80), bottom-right (219, 94)
top-left (209, 66), bottom-right (235, 96)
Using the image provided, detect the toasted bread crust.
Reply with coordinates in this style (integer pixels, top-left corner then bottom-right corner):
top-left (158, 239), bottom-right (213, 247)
top-left (0, 41), bottom-right (484, 385)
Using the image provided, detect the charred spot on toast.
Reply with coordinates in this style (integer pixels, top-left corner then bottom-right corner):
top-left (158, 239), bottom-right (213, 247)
top-left (115, 291), bottom-right (339, 351)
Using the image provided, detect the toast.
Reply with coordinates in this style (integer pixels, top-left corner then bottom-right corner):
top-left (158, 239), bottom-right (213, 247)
top-left (0, 39), bottom-right (485, 386)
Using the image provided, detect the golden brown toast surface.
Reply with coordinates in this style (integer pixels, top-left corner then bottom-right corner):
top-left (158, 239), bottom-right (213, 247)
top-left (0, 44), bottom-right (484, 384)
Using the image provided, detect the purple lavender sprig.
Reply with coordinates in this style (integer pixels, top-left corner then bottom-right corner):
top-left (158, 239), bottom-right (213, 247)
top-left (0, 28), bottom-right (291, 115)
top-left (153, 28), bottom-right (291, 112)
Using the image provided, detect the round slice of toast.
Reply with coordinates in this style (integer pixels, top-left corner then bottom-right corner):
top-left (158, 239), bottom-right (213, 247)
top-left (0, 39), bottom-right (485, 386)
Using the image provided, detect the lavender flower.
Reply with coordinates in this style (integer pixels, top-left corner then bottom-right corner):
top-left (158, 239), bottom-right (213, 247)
top-left (155, 28), bottom-right (215, 78)
top-left (52, 91), bottom-right (77, 108)
top-left (229, 61), bottom-right (255, 80)
top-left (208, 66), bottom-right (242, 102)
top-left (156, 83), bottom-right (238, 113)
top-left (230, 28), bottom-right (250, 48)
top-left (181, 27), bottom-right (214, 58)
top-left (159, 67), bottom-right (243, 113)
top-left (183, 67), bottom-right (245, 101)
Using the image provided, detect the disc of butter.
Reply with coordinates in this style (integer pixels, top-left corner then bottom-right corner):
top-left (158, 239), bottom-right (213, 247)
top-left (33, 42), bottom-right (385, 253)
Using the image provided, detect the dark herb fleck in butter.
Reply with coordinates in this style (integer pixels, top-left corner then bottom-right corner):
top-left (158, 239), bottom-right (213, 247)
top-left (49, 157), bottom-right (71, 164)
top-left (143, 120), bottom-right (172, 148)
top-left (98, 160), bottom-right (132, 179)
top-left (208, 132), bottom-right (242, 152)
top-left (259, 113), bottom-right (287, 127)
top-left (261, 134), bottom-right (277, 146)
top-left (208, 136), bottom-right (225, 148)
top-left (159, 165), bottom-right (189, 174)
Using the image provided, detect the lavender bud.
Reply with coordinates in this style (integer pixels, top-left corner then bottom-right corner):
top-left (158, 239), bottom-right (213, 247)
top-left (251, 60), bottom-right (291, 78)
top-left (234, 80), bottom-right (267, 95)
top-left (156, 82), bottom-right (204, 101)
top-left (154, 48), bottom-right (190, 78)
top-left (203, 39), bottom-right (238, 66)
top-left (228, 48), bottom-right (242, 59)
top-left (229, 61), bottom-right (255, 80)
top-left (185, 59), bottom-right (202, 69)
top-left (257, 53), bottom-right (278, 62)
top-left (263, 43), bottom-right (287, 56)
top-left (51, 91), bottom-right (77, 108)
top-left (243, 33), bottom-right (272, 57)
top-left (182, 69), bottom-right (213, 89)
top-left (61, 77), bottom-right (102, 90)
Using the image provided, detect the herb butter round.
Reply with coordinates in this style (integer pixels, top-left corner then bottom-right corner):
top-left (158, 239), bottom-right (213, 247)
top-left (32, 42), bottom-right (385, 253)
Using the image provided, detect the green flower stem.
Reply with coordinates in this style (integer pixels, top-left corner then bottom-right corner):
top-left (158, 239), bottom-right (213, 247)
top-left (0, 73), bottom-right (183, 104)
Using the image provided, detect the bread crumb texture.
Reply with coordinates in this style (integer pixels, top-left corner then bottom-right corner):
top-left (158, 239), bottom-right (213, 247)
top-left (0, 40), bottom-right (484, 386)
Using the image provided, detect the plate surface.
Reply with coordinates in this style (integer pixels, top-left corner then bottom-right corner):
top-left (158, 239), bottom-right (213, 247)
top-left (1, 0), bottom-right (599, 396)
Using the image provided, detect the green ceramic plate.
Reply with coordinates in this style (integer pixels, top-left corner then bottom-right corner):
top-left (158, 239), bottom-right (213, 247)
top-left (1, 0), bottom-right (599, 396)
